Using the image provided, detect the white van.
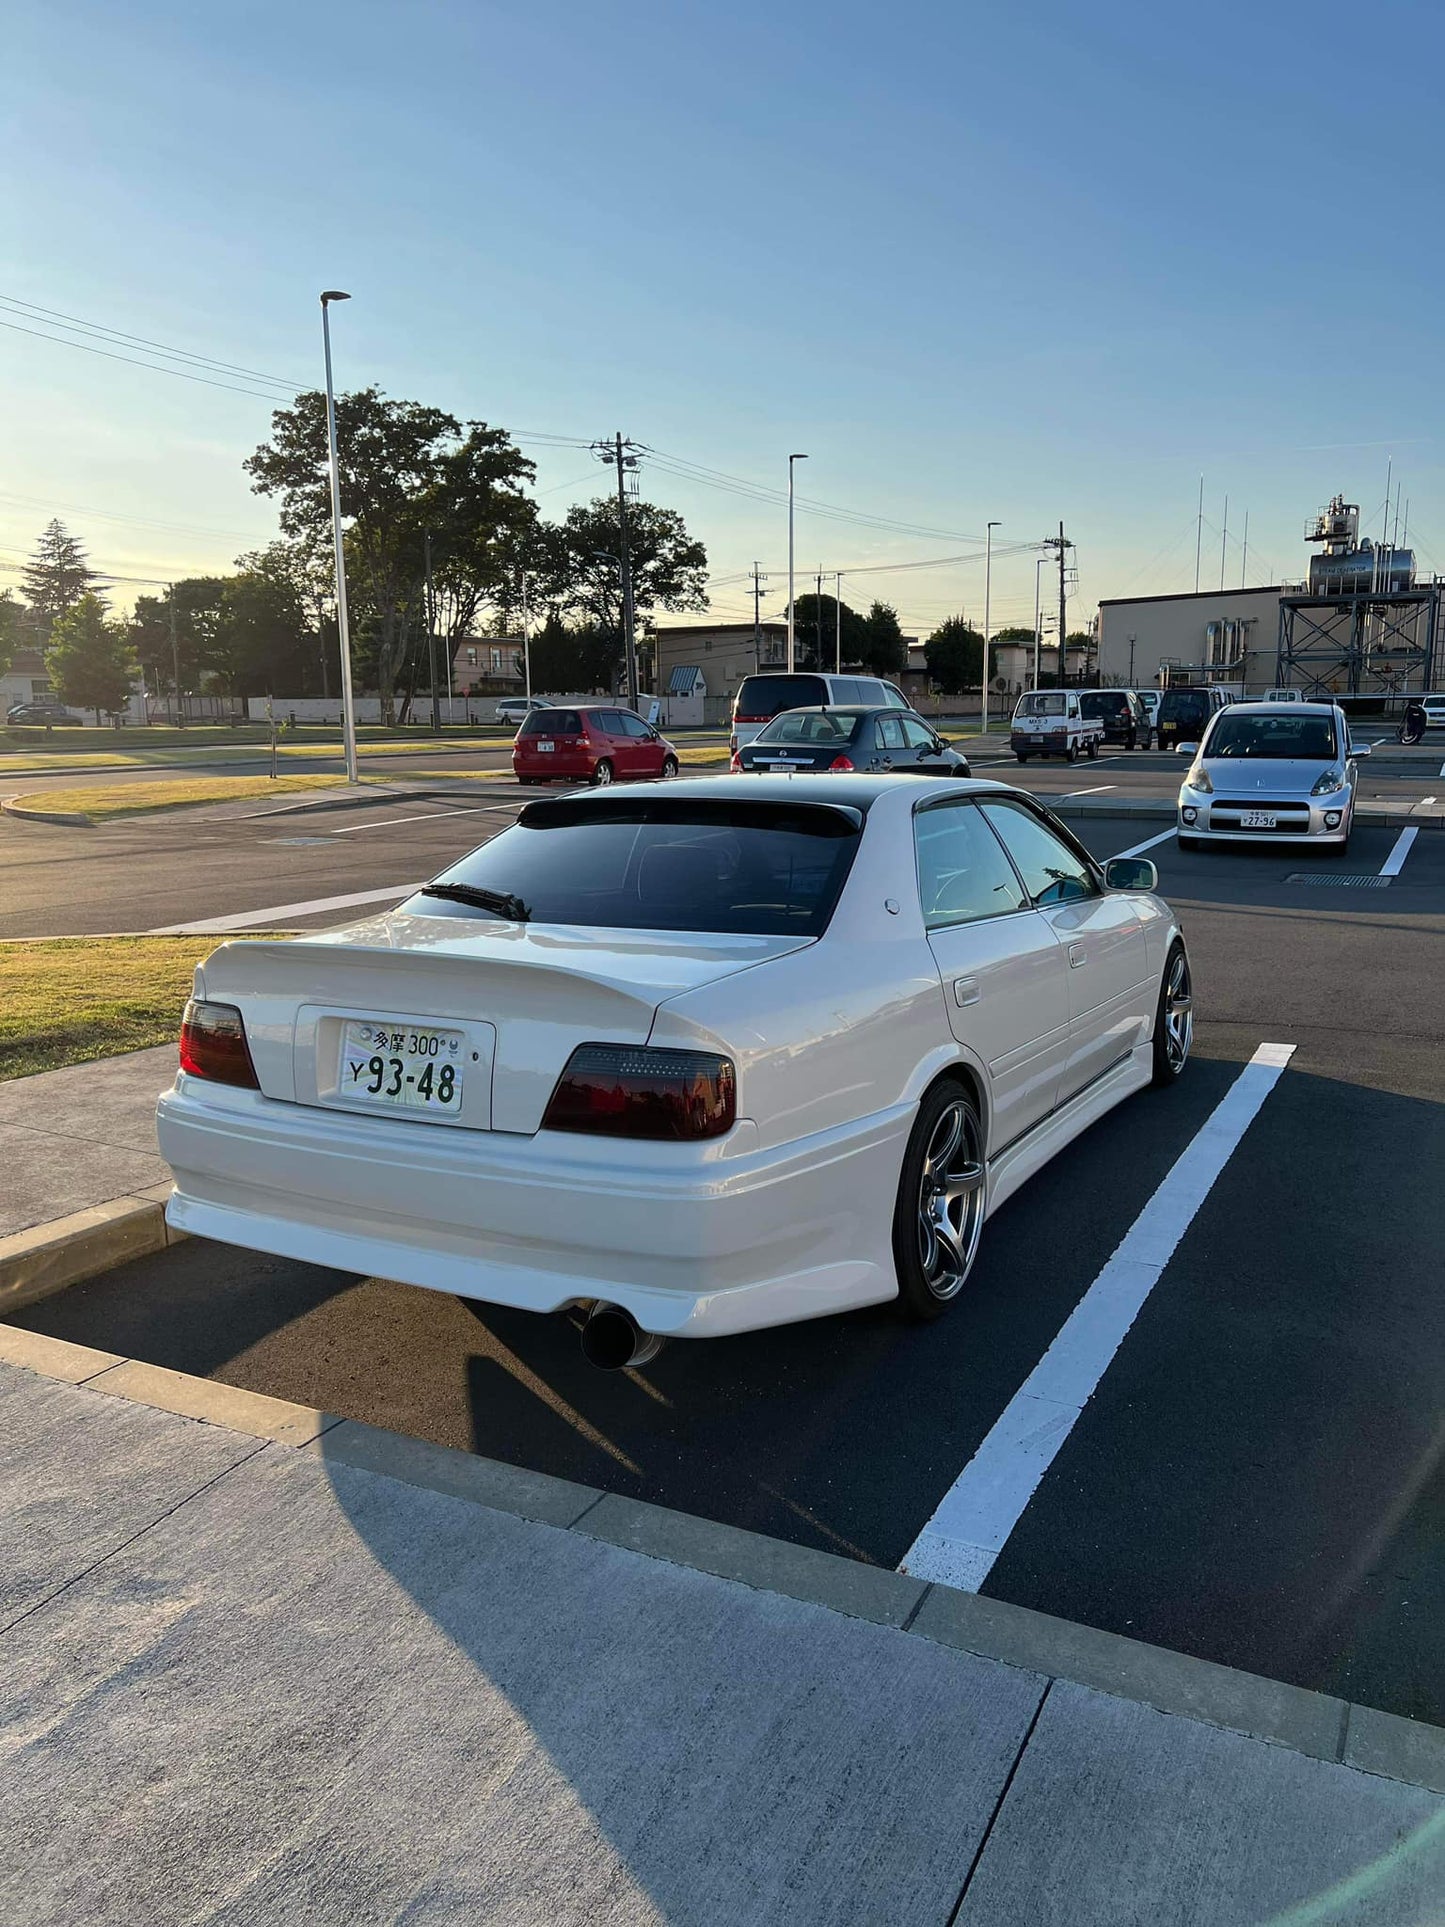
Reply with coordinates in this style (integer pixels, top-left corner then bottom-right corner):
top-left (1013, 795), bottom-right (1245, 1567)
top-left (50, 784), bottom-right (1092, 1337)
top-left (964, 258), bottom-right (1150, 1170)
top-left (730, 671), bottom-right (911, 750)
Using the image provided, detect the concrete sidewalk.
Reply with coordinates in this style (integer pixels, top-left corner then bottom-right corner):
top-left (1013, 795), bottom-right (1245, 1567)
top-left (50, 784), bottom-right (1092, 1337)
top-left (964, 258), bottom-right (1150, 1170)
top-left (3, 1331), bottom-right (1444, 1925)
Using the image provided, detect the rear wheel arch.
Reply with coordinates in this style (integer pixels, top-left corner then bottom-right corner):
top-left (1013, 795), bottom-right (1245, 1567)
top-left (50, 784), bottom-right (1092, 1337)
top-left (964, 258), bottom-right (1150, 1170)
top-left (916, 1059), bottom-right (989, 1157)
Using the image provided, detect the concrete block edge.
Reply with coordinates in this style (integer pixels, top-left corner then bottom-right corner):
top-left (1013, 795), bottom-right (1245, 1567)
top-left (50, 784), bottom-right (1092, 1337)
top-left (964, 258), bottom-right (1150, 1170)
top-left (3, 1325), bottom-right (1444, 1796)
top-left (1, 797), bottom-right (95, 826)
top-left (0, 1189), bottom-right (184, 1311)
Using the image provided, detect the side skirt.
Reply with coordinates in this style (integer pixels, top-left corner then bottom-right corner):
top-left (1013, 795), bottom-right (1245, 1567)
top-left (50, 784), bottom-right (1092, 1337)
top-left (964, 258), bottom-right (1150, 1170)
top-left (983, 1043), bottom-right (1153, 1219)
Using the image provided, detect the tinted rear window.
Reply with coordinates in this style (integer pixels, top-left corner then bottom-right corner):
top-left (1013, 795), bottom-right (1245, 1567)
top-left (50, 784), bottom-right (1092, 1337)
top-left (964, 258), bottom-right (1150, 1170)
top-left (520, 709), bottom-right (581, 735)
top-left (1079, 693), bottom-right (1127, 718)
top-left (415, 800), bottom-right (862, 936)
top-left (734, 675), bottom-right (829, 718)
top-left (1158, 692), bottom-right (1208, 726)
top-left (756, 710), bottom-right (866, 744)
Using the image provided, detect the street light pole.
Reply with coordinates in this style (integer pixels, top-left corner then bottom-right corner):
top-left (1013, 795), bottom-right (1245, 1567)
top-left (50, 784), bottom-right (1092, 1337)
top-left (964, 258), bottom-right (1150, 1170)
top-left (520, 571), bottom-right (532, 702)
top-left (834, 570), bottom-right (843, 673)
top-left (320, 291), bottom-right (359, 784)
top-left (787, 453), bottom-right (807, 673)
top-left (1033, 556), bottom-right (1045, 691)
top-left (982, 521), bottom-right (1001, 735)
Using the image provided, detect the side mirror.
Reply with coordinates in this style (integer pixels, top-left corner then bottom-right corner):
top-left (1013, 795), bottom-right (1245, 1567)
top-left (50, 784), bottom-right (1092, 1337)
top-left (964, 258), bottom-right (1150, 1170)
top-left (1104, 856), bottom-right (1159, 892)
top-left (1350, 741), bottom-right (1371, 759)
top-left (1176, 741), bottom-right (1201, 755)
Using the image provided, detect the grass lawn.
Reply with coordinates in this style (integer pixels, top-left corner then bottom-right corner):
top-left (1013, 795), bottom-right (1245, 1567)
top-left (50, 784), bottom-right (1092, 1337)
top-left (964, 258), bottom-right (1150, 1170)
top-left (0, 936), bottom-right (284, 1080)
top-left (16, 774), bottom-right (350, 821)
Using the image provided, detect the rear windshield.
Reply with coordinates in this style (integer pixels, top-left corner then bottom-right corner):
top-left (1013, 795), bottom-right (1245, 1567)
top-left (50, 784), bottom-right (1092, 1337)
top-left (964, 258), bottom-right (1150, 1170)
top-left (413, 800), bottom-right (862, 936)
top-left (1205, 713), bottom-right (1337, 759)
top-left (1016, 693), bottom-right (1066, 716)
top-left (1079, 692), bottom-right (1127, 718)
top-left (1158, 691), bottom-right (1208, 726)
top-left (756, 710), bottom-right (865, 744)
top-left (519, 709), bottom-right (580, 735)
top-left (734, 675), bottom-right (829, 719)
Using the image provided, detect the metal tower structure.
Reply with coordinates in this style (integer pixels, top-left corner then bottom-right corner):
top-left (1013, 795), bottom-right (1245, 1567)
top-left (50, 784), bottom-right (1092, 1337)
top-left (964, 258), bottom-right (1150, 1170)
top-left (1276, 495), bottom-right (1438, 695)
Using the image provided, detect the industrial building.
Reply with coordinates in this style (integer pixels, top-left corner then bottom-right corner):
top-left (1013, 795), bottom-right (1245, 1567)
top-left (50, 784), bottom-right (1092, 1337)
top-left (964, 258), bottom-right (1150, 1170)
top-left (1097, 495), bottom-right (1439, 699)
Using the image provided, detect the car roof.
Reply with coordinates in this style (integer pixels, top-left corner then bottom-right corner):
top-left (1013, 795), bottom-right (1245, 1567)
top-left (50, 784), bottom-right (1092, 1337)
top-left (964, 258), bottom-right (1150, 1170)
top-left (757, 705), bottom-right (912, 719)
top-left (562, 772), bottom-right (1006, 812)
top-left (1215, 700), bottom-right (1338, 716)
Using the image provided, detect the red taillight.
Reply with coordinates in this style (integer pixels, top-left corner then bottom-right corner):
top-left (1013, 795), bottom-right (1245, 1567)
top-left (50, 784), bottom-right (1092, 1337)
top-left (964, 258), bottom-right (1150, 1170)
top-left (828, 754), bottom-right (854, 770)
top-left (730, 749), bottom-right (742, 770)
top-left (733, 712), bottom-right (767, 724)
top-left (543, 1044), bottom-right (736, 1141)
top-left (179, 999), bottom-right (259, 1089)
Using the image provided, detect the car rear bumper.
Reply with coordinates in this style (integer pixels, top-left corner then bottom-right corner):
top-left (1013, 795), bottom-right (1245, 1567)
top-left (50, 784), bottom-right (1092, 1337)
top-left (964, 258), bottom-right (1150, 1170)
top-left (157, 1077), bottom-right (908, 1337)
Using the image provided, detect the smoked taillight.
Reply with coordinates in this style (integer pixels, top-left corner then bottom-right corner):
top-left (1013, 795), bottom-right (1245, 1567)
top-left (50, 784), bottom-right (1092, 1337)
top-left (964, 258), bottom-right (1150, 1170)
top-left (542, 1045), bottom-right (736, 1141)
top-left (179, 999), bottom-right (260, 1089)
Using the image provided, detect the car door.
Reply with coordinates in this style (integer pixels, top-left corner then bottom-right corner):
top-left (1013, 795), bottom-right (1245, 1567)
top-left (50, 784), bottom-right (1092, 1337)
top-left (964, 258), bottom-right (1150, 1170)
top-left (596, 710), bottom-right (639, 776)
top-left (874, 713), bottom-right (908, 769)
top-left (899, 715), bottom-right (946, 769)
top-left (613, 710), bottom-right (654, 774)
top-left (914, 797), bottom-right (1072, 1151)
top-left (978, 797), bottom-right (1153, 1101)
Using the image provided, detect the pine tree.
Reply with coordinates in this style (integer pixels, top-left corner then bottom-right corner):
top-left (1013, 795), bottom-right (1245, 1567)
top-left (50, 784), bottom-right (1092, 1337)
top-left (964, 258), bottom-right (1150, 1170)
top-left (46, 593), bottom-right (135, 719)
top-left (21, 521), bottom-right (100, 640)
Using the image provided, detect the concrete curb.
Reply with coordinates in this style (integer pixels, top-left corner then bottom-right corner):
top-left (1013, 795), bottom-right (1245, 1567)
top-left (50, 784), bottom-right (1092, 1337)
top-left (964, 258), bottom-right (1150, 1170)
top-left (0, 1185), bottom-right (185, 1313)
top-left (3, 1321), bottom-right (1443, 1800)
top-left (1, 797), bottom-right (94, 826)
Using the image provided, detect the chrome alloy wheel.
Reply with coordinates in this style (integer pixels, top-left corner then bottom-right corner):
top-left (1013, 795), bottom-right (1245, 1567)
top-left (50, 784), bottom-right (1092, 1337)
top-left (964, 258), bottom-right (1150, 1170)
top-left (1164, 946), bottom-right (1193, 1072)
top-left (916, 1098), bottom-right (986, 1301)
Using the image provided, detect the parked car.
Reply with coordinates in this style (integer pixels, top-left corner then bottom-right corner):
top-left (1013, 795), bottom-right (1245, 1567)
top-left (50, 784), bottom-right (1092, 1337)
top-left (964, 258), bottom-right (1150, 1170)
top-left (1009, 690), bottom-right (1106, 763)
top-left (157, 774), bottom-right (1189, 1363)
top-left (1155, 686), bottom-right (1228, 752)
top-left (1078, 688), bottom-right (1152, 749)
top-left (1261, 688), bottom-right (1303, 704)
top-left (496, 696), bottom-right (549, 726)
top-left (730, 671), bottom-right (911, 751)
top-left (1419, 695), bottom-right (1445, 732)
top-left (734, 706), bottom-right (971, 777)
top-left (1177, 701), bottom-right (1368, 852)
top-left (5, 701), bottom-right (82, 726)
top-left (512, 705), bottom-right (680, 786)
top-left (1139, 690), bottom-right (1161, 730)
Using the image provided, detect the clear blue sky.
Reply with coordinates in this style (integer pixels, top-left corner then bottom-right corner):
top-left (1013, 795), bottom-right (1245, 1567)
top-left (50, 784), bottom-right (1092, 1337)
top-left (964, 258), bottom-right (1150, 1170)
top-left (3, 0), bottom-right (1443, 635)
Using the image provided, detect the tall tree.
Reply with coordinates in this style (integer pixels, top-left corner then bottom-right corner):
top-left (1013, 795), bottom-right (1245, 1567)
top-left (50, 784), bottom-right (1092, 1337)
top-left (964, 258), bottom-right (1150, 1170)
top-left (991, 625), bottom-right (1037, 646)
top-left (127, 579), bottom-right (228, 696)
top-left (235, 538), bottom-right (340, 696)
top-left (47, 593), bottom-right (135, 718)
top-left (21, 521), bottom-right (100, 640)
top-left (859, 600), bottom-right (907, 677)
top-left (789, 593), bottom-right (868, 671)
top-left (0, 591), bottom-right (26, 681)
top-left (536, 498), bottom-right (707, 681)
top-left (924, 615), bottom-right (984, 693)
top-left (245, 388), bottom-right (534, 722)
top-left (526, 613), bottom-right (616, 694)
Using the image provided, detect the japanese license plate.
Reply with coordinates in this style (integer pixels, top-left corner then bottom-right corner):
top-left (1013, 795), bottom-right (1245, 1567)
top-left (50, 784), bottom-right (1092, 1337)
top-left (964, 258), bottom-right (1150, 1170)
top-left (1240, 810), bottom-right (1278, 829)
top-left (536, 741), bottom-right (555, 752)
top-left (340, 1021), bottom-right (465, 1111)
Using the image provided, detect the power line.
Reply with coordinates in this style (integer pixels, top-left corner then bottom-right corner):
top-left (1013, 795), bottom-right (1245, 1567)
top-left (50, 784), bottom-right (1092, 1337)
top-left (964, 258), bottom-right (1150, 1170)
top-left (0, 293), bottom-right (304, 389)
top-left (0, 316), bottom-right (293, 403)
top-left (0, 489), bottom-right (267, 543)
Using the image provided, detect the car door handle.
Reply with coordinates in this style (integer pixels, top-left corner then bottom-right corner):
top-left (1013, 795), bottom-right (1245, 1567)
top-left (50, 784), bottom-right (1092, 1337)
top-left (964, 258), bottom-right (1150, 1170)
top-left (953, 977), bottom-right (980, 1006)
top-left (1069, 944), bottom-right (1086, 968)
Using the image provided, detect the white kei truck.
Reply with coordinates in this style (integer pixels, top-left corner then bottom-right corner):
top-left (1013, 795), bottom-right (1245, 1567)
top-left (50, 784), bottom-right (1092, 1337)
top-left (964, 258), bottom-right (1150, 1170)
top-left (1008, 690), bottom-right (1107, 763)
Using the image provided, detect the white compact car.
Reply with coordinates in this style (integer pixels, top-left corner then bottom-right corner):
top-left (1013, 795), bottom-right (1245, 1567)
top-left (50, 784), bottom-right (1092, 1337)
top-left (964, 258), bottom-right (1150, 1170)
top-left (157, 776), bottom-right (1190, 1365)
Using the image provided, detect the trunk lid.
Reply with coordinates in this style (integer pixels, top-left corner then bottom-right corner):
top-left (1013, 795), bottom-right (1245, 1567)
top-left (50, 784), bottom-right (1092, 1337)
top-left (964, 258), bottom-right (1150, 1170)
top-left (196, 911), bottom-right (813, 1133)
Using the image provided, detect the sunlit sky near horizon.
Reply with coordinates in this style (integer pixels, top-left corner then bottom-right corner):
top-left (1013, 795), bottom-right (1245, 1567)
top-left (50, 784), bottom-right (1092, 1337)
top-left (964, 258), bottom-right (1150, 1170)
top-left (3, 0), bottom-right (1443, 636)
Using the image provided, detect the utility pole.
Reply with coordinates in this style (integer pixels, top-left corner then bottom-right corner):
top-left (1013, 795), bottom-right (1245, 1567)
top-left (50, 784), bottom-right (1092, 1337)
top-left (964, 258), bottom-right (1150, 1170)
top-left (424, 529), bottom-right (440, 732)
top-left (168, 583), bottom-right (182, 727)
top-left (834, 571), bottom-right (843, 673)
top-left (520, 572), bottom-right (532, 701)
top-left (1220, 496), bottom-right (1228, 593)
top-left (751, 562), bottom-right (768, 669)
top-left (982, 521), bottom-right (1000, 735)
top-left (1042, 524), bottom-right (1073, 684)
top-left (594, 433), bottom-right (641, 709)
top-left (1240, 510), bottom-right (1249, 590)
top-left (1128, 635), bottom-right (1136, 685)
top-left (1194, 475), bottom-right (1204, 593)
top-left (787, 453), bottom-right (808, 672)
top-left (815, 567), bottom-right (823, 670)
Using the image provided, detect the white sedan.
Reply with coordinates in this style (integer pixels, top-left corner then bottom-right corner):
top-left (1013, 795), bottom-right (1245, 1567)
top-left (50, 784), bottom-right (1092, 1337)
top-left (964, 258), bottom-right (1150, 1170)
top-left (157, 776), bottom-right (1191, 1366)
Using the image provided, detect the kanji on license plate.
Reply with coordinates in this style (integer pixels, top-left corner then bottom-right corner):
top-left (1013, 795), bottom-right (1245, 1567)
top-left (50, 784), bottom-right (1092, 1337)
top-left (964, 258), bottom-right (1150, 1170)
top-left (340, 1021), bottom-right (465, 1110)
top-left (1240, 810), bottom-right (1278, 828)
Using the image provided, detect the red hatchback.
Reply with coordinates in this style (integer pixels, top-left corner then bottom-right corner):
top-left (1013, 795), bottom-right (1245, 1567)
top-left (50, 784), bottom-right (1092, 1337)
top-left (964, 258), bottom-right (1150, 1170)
top-left (512, 706), bottom-right (681, 787)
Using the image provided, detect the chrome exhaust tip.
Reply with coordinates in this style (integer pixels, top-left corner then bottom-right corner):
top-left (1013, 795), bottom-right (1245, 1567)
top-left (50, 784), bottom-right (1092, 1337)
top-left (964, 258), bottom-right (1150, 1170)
top-left (580, 1303), bottom-right (665, 1371)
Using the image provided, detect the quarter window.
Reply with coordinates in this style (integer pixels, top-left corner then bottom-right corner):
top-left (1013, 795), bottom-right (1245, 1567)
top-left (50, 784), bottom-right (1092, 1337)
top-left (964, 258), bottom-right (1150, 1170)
top-left (979, 801), bottom-right (1096, 906)
top-left (915, 802), bottom-right (1029, 928)
top-left (877, 715), bottom-right (906, 749)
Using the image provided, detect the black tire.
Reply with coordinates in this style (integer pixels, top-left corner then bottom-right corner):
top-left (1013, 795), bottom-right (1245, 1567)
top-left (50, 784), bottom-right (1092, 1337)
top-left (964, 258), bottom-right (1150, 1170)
top-left (1015, 752), bottom-right (1030, 764)
top-left (591, 759), bottom-right (614, 787)
top-left (1087, 737), bottom-right (1099, 760)
top-left (1127, 729), bottom-right (1137, 751)
top-left (1152, 942), bottom-right (1192, 1085)
top-left (1065, 741), bottom-right (1078, 764)
top-left (891, 1081), bottom-right (987, 1321)
top-left (660, 754), bottom-right (679, 778)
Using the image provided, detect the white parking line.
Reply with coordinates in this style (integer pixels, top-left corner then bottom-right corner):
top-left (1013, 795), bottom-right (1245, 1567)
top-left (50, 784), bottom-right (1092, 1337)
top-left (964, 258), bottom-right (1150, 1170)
top-left (1113, 827), bottom-right (1176, 860)
top-left (899, 1041), bottom-right (1297, 1591)
top-left (328, 804), bottom-right (519, 834)
top-left (1438, 759), bottom-right (1445, 778)
top-left (1380, 827), bottom-right (1418, 877)
top-left (1061, 785), bottom-right (1117, 799)
top-left (152, 885), bottom-right (420, 934)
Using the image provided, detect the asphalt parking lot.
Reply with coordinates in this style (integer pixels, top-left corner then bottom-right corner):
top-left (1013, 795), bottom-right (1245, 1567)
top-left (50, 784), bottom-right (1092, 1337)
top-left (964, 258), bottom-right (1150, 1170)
top-left (10, 810), bottom-right (1444, 1728)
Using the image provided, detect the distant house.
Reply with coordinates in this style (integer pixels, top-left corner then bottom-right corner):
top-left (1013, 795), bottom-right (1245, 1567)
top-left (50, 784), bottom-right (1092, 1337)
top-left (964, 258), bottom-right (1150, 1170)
top-left (0, 645), bottom-right (58, 713)
top-left (651, 621), bottom-right (788, 721)
top-left (450, 636), bottom-right (524, 695)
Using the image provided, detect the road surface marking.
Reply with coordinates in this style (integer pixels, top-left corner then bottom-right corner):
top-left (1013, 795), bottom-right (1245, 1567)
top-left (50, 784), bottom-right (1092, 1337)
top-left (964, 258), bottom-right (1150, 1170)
top-left (328, 804), bottom-right (520, 834)
top-left (1380, 827), bottom-right (1418, 877)
top-left (1061, 785), bottom-right (1117, 799)
top-left (152, 885), bottom-right (420, 934)
top-left (1414, 796), bottom-right (1437, 814)
top-left (1113, 827), bottom-right (1176, 860)
top-left (1439, 760), bottom-right (1445, 777)
top-left (899, 1040), bottom-right (1297, 1591)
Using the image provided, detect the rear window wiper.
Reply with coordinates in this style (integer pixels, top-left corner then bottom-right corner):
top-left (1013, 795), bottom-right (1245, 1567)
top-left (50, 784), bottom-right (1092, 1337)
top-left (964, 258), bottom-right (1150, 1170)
top-left (419, 883), bottom-right (531, 921)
